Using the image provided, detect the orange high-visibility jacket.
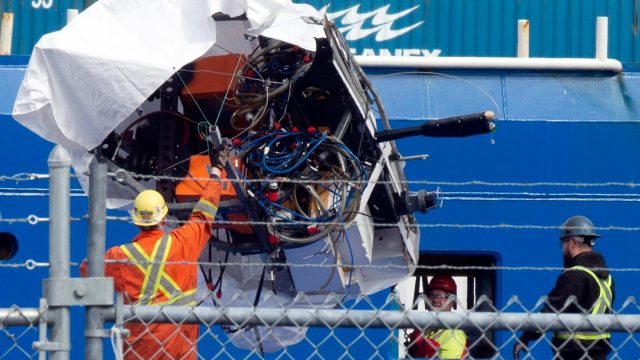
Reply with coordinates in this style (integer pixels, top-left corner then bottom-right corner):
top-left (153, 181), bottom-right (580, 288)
top-left (105, 179), bottom-right (221, 360)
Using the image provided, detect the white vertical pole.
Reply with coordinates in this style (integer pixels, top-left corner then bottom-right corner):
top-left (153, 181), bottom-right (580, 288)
top-left (48, 145), bottom-right (71, 360)
top-left (66, 9), bottom-right (79, 24)
top-left (84, 157), bottom-right (107, 360)
top-left (0, 12), bottom-right (13, 55)
top-left (596, 16), bottom-right (608, 61)
top-left (517, 19), bottom-right (530, 58)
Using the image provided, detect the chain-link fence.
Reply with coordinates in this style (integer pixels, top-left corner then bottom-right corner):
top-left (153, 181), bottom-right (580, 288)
top-left (2, 290), bottom-right (638, 359)
top-left (101, 285), bottom-right (640, 360)
top-left (0, 306), bottom-right (40, 359)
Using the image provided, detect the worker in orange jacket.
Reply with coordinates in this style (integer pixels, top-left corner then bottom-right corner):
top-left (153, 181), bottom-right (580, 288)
top-left (86, 145), bottom-right (228, 360)
top-left (407, 275), bottom-right (468, 359)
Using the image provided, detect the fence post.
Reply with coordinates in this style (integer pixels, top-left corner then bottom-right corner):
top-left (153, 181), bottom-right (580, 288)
top-left (85, 157), bottom-right (107, 360)
top-left (48, 145), bottom-right (71, 360)
top-left (0, 12), bottom-right (13, 55)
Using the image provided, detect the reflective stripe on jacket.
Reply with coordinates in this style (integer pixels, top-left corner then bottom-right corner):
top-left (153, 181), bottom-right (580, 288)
top-left (554, 265), bottom-right (613, 341)
top-left (119, 234), bottom-right (198, 306)
top-left (105, 179), bottom-right (221, 360)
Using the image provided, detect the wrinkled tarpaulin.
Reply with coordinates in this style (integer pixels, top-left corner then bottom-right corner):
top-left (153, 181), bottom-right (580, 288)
top-left (12, 0), bottom-right (324, 193)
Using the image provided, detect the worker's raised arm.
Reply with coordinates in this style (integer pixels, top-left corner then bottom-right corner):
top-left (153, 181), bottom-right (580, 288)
top-left (172, 144), bottom-right (229, 257)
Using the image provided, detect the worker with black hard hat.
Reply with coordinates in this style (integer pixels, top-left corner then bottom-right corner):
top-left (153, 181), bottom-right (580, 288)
top-left (514, 215), bottom-right (614, 360)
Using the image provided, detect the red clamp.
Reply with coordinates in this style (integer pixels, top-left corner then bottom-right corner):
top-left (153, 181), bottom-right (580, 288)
top-left (268, 234), bottom-right (280, 245)
top-left (266, 191), bottom-right (278, 202)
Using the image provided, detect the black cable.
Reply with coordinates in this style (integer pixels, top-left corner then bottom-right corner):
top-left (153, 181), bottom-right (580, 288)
top-left (212, 251), bottom-right (229, 294)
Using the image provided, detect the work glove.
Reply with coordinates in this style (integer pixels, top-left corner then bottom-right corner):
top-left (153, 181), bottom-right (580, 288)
top-left (210, 142), bottom-right (230, 171)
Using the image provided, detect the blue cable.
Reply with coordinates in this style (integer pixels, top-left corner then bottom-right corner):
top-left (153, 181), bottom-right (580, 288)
top-left (239, 132), bottom-right (281, 153)
top-left (260, 197), bottom-right (328, 224)
top-left (262, 133), bottom-right (328, 174)
top-left (236, 130), bottom-right (367, 240)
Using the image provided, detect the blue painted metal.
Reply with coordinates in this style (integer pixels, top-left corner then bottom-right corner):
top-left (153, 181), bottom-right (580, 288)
top-left (0, 59), bottom-right (26, 115)
top-left (1, 0), bottom-right (639, 60)
top-left (369, 67), bottom-right (640, 358)
top-left (302, 0), bottom-right (640, 61)
top-left (1, 58), bottom-right (640, 358)
top-left (0, 0), bottom-right (85, 55)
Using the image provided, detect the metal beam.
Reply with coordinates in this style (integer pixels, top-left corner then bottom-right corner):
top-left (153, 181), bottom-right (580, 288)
top-left (0, 308), bottom-right (40, 326)
top-left (101, 306), bottom-right (640, 332)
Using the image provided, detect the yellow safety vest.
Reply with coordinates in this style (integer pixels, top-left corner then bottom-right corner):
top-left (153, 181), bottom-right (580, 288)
top-left (120, 234), bottom-right (197, 306)
top-left (554, 265), bottom-right (612, 341)
top-left (426, 328), bottom-right (467, 359)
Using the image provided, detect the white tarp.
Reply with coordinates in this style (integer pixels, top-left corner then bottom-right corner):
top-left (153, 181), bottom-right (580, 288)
top-left (12, 0), bottom-right (324, 173)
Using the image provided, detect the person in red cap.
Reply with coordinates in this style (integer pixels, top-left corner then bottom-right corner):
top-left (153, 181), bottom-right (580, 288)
top-left (407, 275), bottom-right (468, 359)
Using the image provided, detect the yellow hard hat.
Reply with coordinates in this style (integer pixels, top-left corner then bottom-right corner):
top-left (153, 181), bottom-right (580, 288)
top-left (130, 190), bottom-right (168, 226)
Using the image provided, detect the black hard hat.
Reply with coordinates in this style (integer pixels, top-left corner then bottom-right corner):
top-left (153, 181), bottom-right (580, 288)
top-left (560, 215), bottom-right (601, 240)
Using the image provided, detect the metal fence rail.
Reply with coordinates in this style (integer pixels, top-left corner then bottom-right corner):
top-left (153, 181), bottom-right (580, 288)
top-left (101, 301), bottom-right (640, 332)
top-left (0, 306), bottom-right (39, 359)
top-left (1, 298), bottom-right (640, 359)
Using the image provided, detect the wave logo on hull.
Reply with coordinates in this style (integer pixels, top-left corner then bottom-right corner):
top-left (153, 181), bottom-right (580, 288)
top-left (320, 4), bottom-right (424, 41)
